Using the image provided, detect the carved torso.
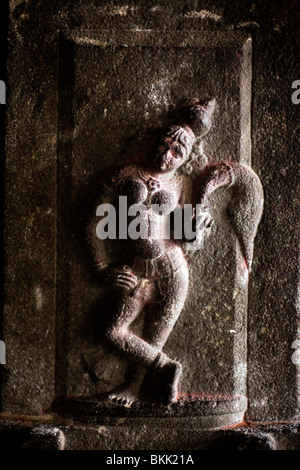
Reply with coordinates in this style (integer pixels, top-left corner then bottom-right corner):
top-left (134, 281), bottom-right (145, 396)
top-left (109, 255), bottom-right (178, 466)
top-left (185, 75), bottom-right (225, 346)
top-left (112, 163), bottom-right (190, 259)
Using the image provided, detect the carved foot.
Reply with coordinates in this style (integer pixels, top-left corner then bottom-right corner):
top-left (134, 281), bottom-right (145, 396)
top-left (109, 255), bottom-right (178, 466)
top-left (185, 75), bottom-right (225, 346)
top-left (107, 381), bottom-right (141, 408)
top-left (151, 358), bottom-right (182, 405)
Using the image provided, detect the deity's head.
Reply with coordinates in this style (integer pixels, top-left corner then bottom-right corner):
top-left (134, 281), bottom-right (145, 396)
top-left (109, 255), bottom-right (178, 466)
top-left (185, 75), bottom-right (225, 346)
top-left (149, 98), bottom-right (216, 174)
top-left (151, 125), bottom-right (196, 174)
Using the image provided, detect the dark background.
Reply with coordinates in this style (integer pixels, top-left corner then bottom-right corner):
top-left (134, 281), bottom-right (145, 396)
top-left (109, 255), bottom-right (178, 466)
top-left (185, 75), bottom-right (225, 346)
top-left (0, 0), bottom-right (9, 408)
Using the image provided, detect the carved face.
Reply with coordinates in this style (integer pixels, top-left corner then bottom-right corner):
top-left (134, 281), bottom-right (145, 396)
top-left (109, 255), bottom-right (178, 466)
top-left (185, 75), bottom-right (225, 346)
top-left (152, 127), bottom-right (194, 173)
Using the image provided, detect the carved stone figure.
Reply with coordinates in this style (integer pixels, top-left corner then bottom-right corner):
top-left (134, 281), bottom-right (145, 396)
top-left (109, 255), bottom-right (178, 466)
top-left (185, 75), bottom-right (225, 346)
top-left (87, 99), bottom-right (263, 407)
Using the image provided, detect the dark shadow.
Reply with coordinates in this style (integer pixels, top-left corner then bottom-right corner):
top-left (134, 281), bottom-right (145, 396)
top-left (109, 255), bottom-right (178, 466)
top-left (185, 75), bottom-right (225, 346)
top-left (0, 0), bottom-right (9, 412)
top-left (55, 34), bottom-right (76, 396)
top-left (206, 432), bottom-right (276, 451)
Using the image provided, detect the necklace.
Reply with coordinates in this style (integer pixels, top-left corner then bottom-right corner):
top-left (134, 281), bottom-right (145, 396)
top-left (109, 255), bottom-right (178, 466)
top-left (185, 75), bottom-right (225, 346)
top-left (137, 167), bottom-right (178, 192)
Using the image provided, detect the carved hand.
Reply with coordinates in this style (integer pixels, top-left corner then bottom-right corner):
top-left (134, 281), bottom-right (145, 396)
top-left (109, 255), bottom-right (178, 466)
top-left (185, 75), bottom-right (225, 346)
top-left (105, 265), bottom-right (139, 292)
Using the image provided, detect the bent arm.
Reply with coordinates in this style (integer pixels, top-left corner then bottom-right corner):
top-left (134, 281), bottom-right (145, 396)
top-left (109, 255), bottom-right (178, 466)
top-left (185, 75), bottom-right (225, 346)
top-left (87, 166), bottom-right (127, 272)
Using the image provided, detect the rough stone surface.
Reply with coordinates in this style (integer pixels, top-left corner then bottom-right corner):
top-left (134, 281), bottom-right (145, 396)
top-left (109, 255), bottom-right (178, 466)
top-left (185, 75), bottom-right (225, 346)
top-left (246, 2), bottom-right (300, 421)
top-left (55, 27), bottom-right (251, 407)
top-left (1, 0), bottom-right (300, 448)
top-left (1, 418), bottom-right (300, 450)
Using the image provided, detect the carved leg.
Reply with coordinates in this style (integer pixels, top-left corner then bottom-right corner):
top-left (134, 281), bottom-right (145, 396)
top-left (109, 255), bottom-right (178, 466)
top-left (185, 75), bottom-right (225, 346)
top-left (105, 294), bottom-right (161, 366)
top-left (142, 266), bottom-right (189, 404)
top-left (104, 291), bottom-right (161, 406)
top-left (104, 266), bottom-right (189, 405)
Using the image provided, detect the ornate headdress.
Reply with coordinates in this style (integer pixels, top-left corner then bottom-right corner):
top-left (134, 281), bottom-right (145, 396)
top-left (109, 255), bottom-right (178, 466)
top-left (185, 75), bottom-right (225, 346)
top-left (170, 98), bottom-right (216, 138)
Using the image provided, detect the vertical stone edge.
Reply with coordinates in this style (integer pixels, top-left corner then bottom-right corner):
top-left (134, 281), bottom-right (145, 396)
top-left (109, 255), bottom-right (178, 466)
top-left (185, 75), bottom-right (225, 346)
top-left (232, 35), bottom-right (252, 401)
top-left (247, 2), bottom-right (299, 421)
top-left (1, 2), bottom-right (58, 414)
top-left (240, 35), bottom-right (252, 166)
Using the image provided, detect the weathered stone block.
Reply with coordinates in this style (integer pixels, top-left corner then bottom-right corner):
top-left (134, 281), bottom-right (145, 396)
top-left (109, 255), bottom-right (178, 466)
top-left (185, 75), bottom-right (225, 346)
top-left (1, 0), bottom-right (299, 442)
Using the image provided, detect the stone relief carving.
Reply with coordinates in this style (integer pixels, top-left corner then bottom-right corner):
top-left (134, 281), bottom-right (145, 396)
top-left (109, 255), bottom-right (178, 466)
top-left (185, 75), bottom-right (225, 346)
top-left (87, 99), bottom-right (264, 407)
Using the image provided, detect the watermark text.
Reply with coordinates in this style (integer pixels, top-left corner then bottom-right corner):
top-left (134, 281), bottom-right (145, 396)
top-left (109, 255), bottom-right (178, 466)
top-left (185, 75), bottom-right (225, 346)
top-left (0, 340), bottom-right (6, 364)
top-left (0, 81), bottom-right (6, 105)
top-left (96, 196), bottom-right (212, 244)
top-left (292, 80), bottom-right (300, 104)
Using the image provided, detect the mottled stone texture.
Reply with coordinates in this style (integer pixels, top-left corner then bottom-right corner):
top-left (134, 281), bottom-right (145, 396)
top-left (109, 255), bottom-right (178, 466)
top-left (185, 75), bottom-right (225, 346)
top-left (1, 417), bottom-right (300, 450)
top-left (55, 29), bottom-right (251, 411)
top-left (247, 2), bottom-right (300, 421)
top-left (0, 0), bottom-right (299, 448)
